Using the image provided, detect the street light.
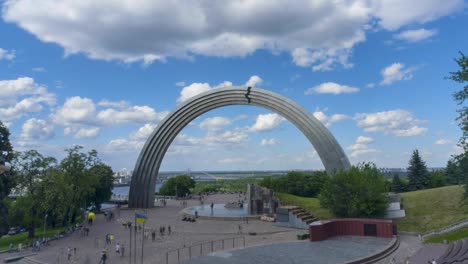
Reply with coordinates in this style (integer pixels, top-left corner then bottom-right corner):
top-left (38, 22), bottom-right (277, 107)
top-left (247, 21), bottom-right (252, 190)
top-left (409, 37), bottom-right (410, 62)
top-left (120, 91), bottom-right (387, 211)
top-left (43, 214), bottom-right (48, 241)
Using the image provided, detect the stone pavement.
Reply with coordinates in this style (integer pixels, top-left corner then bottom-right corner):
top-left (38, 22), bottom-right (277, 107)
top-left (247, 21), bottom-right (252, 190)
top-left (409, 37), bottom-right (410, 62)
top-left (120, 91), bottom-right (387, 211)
top-left (181, 236), bottom-right (392, 264)
top-left (1, 193), bottom-right (446, 264)
top-left (1, 194), bottom-right (305, 264)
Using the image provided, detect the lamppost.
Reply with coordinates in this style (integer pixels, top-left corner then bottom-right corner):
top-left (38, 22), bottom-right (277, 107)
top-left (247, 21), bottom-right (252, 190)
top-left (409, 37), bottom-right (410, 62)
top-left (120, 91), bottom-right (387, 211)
top-left (43, 213), bottom-right (48, 241)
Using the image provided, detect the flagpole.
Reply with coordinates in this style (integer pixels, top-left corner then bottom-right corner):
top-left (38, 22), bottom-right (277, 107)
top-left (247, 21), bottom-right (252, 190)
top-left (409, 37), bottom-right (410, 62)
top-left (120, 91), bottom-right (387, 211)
top-left (129, 222), bottom-right (132, 264)
top-left (141, 221), bottom-right (145, 264)
top-left (134, 213), bottom-right (137, 264)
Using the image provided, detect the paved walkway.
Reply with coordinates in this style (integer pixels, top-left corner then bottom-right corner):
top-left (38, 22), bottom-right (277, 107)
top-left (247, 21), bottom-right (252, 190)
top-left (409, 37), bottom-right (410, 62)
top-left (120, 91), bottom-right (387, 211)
top-left (1, 193), bottom-right (447, 264)
top-left (181, 236), bottom-right (392, 264)
top-left (1, 194), bottom-right (304, 264)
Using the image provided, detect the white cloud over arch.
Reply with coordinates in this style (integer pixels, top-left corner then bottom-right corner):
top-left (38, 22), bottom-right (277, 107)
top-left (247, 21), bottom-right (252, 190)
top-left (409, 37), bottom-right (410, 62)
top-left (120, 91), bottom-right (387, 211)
top-left (3, 1), bottom-right (461, 70)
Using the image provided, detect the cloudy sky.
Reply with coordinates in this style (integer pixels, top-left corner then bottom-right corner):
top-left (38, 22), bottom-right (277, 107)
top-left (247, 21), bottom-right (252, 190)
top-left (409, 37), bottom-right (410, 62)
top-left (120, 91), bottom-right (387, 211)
top-left (1, 0), bottom-right (467, 172)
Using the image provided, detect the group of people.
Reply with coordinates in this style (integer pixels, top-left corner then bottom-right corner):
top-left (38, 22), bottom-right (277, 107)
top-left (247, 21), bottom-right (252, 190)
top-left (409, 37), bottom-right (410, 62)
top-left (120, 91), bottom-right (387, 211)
top-left (66, 246), bottom-right (77, 261)
top-left (150, 225), bottom-right (172, 241)
top-left (115, 242), bottom-right (125, 257)
top-left (105, 233), bottom-right (115, 245)
top-left (103, 211), bottom-right (114, 222)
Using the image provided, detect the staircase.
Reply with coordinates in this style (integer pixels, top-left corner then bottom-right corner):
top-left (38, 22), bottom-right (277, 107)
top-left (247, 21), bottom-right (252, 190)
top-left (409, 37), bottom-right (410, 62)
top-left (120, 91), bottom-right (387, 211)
top-left (435, 238), bottom-right (468, 264)
top-left (290, 207), bottom-right (318, 225)
top-left (276, 206), bottom-right (318, 229)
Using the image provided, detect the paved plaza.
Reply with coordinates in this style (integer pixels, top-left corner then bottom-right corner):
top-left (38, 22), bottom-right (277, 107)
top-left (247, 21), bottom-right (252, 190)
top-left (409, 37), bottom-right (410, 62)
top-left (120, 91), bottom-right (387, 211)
top-left (182, 236), bottom-right (391, 264)
top-left (1, 194), bottom-right (305, 264)
top-left (0, 193), bottom-right (441, 264)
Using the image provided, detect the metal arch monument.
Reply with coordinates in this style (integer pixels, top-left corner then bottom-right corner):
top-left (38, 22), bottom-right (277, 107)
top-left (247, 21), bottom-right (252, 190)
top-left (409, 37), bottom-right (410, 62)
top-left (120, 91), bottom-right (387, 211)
top-left (129, 86), bottom-right (351, 208)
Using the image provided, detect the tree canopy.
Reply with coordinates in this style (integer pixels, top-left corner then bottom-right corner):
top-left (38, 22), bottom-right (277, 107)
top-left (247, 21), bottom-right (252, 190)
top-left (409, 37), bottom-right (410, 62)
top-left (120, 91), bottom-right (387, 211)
top-left (446, 53), bottom-right (468, 197)
top-left (7, 146), bottom-right (114, 237)
top-left (0, 121), bottom-right (14, 235)
top-left (319, 163), bottom-right (388, 218)
top-left (259, 170), bottom-right (328, 197)
top-left (159, 175), bottom-right (195, 197)
top-left (407, 149), bottom-right (430, 191)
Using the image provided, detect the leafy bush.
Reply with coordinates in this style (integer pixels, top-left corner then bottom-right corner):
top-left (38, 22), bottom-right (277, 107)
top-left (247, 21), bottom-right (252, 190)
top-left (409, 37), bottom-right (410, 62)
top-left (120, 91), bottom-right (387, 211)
top-left (159, 175), bottom-right (195, 197)
top-left (319, 163), bottom-right (388, 218)
top-left (259, 171), bottom-right (327, 197)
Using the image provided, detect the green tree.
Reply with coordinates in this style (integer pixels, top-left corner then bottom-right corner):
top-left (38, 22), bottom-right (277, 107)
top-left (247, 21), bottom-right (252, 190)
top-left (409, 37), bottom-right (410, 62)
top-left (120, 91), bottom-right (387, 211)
top-left (448, 52), bottom-right (468, 149)
top-left (429, 170), bottom-right (446, 188)
top-left (87, 163), bottom-right (114, 211)
top-left (391, 175), bottom-right (405, 193)
top-left (0, 121), bottom-right (14, 235)
top-left (319, 163), bottom-right (388, 218)
top-left (13, 150), bottom-right (57, 238)
top-left (446, 52), bottom-right (468, 197)
top-left (258, 171), bottom-right (327, 197)
top-left (60, 146), bottom-right (100, 224)
top-left (407, 149), bottom-right (430, 191)
top-left (446, 159), bottom-right (462, 185)
top-left (159, 175), bottom-right (195, 197)
top-left (39, 169), bottom-right (72, 228)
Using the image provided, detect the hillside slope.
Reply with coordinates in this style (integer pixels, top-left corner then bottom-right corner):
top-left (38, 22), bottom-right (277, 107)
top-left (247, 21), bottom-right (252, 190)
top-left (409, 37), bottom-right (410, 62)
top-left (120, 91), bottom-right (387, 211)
top-left (397, 185), bottom-right (468, 233)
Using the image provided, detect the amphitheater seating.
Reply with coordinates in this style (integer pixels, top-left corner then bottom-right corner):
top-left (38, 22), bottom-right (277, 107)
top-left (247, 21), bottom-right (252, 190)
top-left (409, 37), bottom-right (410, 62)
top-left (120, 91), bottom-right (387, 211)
top-left (436, 238), bottom-right (468, 263)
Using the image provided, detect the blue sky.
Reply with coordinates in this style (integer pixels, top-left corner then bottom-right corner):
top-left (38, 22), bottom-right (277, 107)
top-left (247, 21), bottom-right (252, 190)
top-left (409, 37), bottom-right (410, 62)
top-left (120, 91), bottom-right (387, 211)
top-left (0, 0), bottom-right (467, 172)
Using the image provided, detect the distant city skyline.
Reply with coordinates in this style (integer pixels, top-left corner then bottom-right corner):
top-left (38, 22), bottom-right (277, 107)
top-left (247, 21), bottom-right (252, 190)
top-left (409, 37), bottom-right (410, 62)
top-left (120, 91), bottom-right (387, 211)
top-left (0, 1), bottom-right (466, 172)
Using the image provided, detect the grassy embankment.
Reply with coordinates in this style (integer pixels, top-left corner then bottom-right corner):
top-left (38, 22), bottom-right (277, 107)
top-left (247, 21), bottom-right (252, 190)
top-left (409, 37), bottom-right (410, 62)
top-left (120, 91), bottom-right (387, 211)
top-left (396, 185), bottom-right (468, 233)
top-left (276, 186), bottom-right (468, 236)
top-left (425, 228), bottom-right (468, 243)
top-left (0, 227), bottom-right (67, 251)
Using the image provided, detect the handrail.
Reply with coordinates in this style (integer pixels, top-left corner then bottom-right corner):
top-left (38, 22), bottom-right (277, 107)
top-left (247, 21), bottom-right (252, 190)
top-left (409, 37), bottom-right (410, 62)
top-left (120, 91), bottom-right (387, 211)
top-left (165, 236), bottom-right (245, 264)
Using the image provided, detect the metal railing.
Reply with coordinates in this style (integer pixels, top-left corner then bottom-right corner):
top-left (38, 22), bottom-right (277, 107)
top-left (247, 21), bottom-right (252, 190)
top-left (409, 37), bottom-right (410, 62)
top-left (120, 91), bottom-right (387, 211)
top-left (165, 236), bottom-right (245, 264)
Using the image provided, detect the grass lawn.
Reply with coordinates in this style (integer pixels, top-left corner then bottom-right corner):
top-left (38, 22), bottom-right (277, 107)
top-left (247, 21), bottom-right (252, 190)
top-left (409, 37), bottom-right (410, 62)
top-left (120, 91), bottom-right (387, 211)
top-left (396, 185), bottom-right (468, 233)
top-left (0, 227), bottom-right (67, 251)
top-left (276, 192), bottom-right (334, 219)
top-left (425, 228), bottom-right (468, 243)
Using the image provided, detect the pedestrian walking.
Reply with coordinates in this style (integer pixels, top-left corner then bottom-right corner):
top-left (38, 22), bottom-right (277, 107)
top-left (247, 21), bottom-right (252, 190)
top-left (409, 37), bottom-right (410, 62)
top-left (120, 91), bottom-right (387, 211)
top-left (120, 244), bottom-right (125, 257)
top-left (238, 224), bottom-right (242, 234)
top-left (152, 230), bottom-right (156, 242)
top-left (168, 225), bottom-right (171, 235)
top-left (99, 250), bottom-right (107, 264)
top-left (74, 247), bottom-right (77, 256)
top-left (115, 243), bottom-right (120, 254)
top-left (67, 247), bottom-right (72, 260)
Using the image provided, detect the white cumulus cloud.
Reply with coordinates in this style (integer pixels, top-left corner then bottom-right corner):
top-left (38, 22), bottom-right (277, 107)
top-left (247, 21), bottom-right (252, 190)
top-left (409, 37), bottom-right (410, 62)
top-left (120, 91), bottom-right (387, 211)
top-left (380, 63), bottom-right (417, 85)
top-left (199, 117), bottom-right (232, 131)
top-left (0, 48), bottom-right (15, 60)
top-left (0, 77), bottom-right (56, 121)
top-left (245, 75), bottom-right (263, 87)
top-left (21, 118), bottom-right (54, 140)
top-left (394, 28), bottom-right (438, 42)
top-left (355, 109), bottom-right (427, 137)
top-left (74, 127), bottom-right (100, 139)
top-left (261, 138), bottom-right (279, 146)
top-left (249, 113), bottom-right (285, 132)
top-left (305, 82), bottom-right (359, 95)
top-left (435, 139), bottom-right (453, 145)
top-left (312, 109), bottom-right (348, 127)
top-left (347, 136), bottom-right (378, 158)
top-left (131, 123), bottom-right (157, 140)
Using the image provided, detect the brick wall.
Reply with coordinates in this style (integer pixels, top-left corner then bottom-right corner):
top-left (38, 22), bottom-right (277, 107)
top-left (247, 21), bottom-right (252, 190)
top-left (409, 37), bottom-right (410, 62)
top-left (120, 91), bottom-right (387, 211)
top-left (309, 218), bottom-right (395, 241)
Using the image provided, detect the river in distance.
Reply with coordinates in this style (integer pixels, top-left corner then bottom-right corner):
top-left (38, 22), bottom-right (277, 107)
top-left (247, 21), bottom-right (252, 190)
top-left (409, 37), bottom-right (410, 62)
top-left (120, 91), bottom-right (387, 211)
top-left (112, 183), bottom-right (162, 196)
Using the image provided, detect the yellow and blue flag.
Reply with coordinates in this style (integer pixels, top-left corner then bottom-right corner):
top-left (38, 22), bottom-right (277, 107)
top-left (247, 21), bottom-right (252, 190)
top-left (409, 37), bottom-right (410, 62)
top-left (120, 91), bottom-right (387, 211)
top-left (135, 213), bottom-right (148, 224)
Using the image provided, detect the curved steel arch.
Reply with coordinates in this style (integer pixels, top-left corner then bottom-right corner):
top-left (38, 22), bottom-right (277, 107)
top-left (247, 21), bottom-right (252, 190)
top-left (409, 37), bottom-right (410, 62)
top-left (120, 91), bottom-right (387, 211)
top-left (129, 86), bottom-right (351, 208)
